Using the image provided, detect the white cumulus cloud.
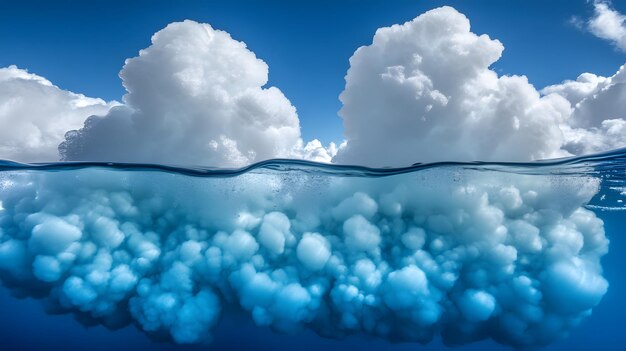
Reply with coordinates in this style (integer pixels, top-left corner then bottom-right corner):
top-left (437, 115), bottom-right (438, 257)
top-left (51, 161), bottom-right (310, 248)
top-left (334, 7), bottom-right (572, 167)
top-left (0, 66), bottom-right (116, 163)
top-left (587, 0), bottom-right (626, 52)
top-left (542, 64), bottom-right (626, 155)
top-left (334, 6), bottom-right (626, 167)
top-left (59, 20), bottom-right (334, 167)
top-left (0, 21), bottom-right (337, 167)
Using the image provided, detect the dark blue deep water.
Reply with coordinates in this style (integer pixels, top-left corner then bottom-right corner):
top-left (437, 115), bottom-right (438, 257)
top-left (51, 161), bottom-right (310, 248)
top-left (0, 150), bottom-right (624, 350)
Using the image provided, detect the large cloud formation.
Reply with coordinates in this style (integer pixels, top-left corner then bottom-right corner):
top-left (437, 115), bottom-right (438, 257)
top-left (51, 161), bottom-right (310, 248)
top-left (58, 20), bottom-right (334, 166)
top-left (334, 6), bottom-right (626, 167)
top-left (0, 167), bottom-right (608, 348)
top-left (0, 66), bottom-right (115, 163)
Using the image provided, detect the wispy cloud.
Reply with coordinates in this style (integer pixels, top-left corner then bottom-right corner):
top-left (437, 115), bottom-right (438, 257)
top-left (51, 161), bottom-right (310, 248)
top-left (585, 0), bottom-right (626, 52)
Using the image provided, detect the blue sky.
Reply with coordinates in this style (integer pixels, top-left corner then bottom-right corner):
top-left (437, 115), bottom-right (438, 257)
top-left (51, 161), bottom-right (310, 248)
top-left (1, 0), bottom-right (625, 144)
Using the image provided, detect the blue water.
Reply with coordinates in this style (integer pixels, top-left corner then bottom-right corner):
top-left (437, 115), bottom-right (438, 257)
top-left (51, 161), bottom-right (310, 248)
top-left (0, 150), bottom-right (624, 350)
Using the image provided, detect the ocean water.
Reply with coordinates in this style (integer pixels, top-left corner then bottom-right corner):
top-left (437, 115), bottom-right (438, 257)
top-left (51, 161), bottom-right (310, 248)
top-left (0, 150), bottom-right (624, 350)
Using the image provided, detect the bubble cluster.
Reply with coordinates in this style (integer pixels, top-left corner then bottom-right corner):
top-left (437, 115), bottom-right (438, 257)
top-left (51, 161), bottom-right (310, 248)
top-left (0, 168), bottom-right (609, 348)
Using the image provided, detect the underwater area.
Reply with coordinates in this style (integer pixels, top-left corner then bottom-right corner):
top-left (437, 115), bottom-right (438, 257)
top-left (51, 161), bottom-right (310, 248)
top-left (0, 150), bottom-right (624, 350)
